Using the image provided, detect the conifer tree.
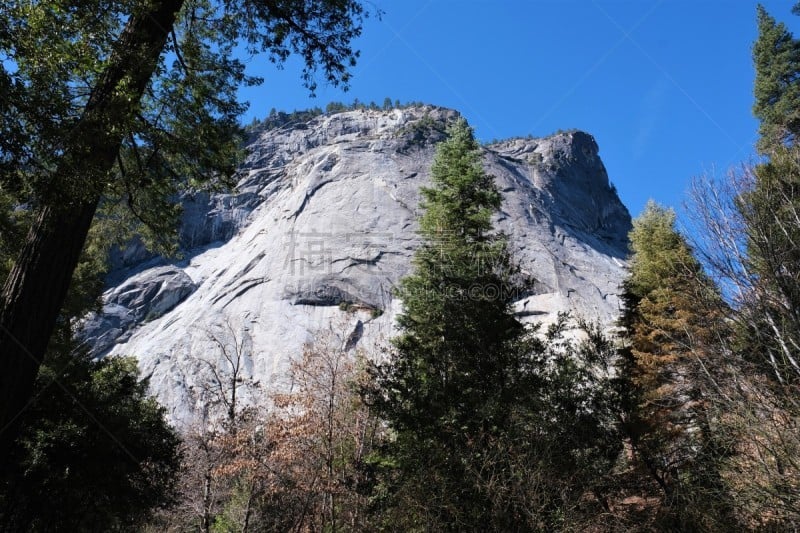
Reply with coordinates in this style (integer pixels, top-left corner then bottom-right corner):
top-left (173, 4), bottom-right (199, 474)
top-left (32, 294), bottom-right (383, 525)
top-left (753, 4), bottom-right (800, 152)
top-left (745, 5), bottom-right (800, 383)
top-left (370, 119), bottom-right (620, 530)
top-left (370, 118), bottom-right (525, 528)
top-left (368, 119), bottom-right (524, 528)
top-left (384, 117), bottom-right (523, 436)
top-left (618, 201), bottom-right (732, 530)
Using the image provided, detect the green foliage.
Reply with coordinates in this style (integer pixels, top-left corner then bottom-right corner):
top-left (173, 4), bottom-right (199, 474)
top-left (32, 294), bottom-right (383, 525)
top-left (369, 119), bottom-right (620, 530)
top-left (378, 118), bottom-right (516, 435)
top-left (753, 4), bottom-right (800, 152)
top-left (395, 112), bottom-right (452, 148)
top-left (0, 0), bottom-right (370, 472)
top-left (0, 353), bottom-right (181, 531)
top-left (326, 101), bottom-right (350, 113)
top-left (323, 98), bottom-right (424, 116)
top-left (0, 64), bottom-right (182, 528)
top-left (245, 98), bottom-right (421, 135)
top-left (624, 202), bottom-right (692, 299)
top-left (618, 201), bottom-right (734, 530)
top-left (247, 107), bottom-right (324, 133)
top-left (0, 187), bottom-right (31, 283)
top-left (0, 0), bottom-right (368, 250)
top-left (211, 479), bottom-right (258, 533)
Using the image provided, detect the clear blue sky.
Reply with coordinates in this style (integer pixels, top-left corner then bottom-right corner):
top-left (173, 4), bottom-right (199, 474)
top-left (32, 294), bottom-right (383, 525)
top-left (237, 0), bottom-right (799, 220)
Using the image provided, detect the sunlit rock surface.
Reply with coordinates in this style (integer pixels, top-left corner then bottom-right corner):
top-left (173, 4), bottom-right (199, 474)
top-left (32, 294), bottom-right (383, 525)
top-left (82, 106), bottom-right (631, 425)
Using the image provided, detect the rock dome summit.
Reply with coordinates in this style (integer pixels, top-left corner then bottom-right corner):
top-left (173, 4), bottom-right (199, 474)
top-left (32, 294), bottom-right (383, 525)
top-left (82, 105), bottom-right (632, 423)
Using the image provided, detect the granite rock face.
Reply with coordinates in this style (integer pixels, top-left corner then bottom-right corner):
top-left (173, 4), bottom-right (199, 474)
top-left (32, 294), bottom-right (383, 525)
top-left (81, 266), bottom-right (197, 355)
top-left (84, 106), bottom-right (631, 425)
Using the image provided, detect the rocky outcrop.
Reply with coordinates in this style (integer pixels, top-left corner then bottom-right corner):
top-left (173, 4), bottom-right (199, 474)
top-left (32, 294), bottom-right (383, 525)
top-left (82, 106), bottom-right (631, 425)
top-left (81, 266), bottom-right (196, 355)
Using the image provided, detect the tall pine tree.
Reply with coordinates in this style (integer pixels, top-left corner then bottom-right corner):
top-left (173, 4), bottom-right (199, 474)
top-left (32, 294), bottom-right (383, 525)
top-left (370, 119), bottom-right (620, 531)
top-left (370, 118), bottom-right (526, 529)
top-left (743, 5), bottom-right (800, 384)
top-left (618, 201), bottom-right (733, 530)
top-left (753, 4), bottom-right (800, 152)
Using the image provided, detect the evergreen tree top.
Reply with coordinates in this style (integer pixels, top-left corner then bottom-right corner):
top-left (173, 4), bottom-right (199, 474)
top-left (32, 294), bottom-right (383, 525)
top-left (626, 200), bottom-right (704, 300)
top-left (419, 118), bottom-right (501, 242)
top-left (753, 4), bottom-right (800, 152)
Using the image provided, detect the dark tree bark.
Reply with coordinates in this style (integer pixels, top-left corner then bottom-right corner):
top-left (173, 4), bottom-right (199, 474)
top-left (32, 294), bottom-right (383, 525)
top-left (0, 0), bottom-right (185, 465)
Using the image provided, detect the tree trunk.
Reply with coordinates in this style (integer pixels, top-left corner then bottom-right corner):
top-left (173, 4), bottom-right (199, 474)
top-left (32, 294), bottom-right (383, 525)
top-left (202, 467), bottom-right (213, 533)
top-left (0, 0), bottom-right (184, 465)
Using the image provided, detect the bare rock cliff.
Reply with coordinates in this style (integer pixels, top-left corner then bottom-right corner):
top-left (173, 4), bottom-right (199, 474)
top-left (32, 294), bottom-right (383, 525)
top-left (82, 106), bottom-right (631, 424)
